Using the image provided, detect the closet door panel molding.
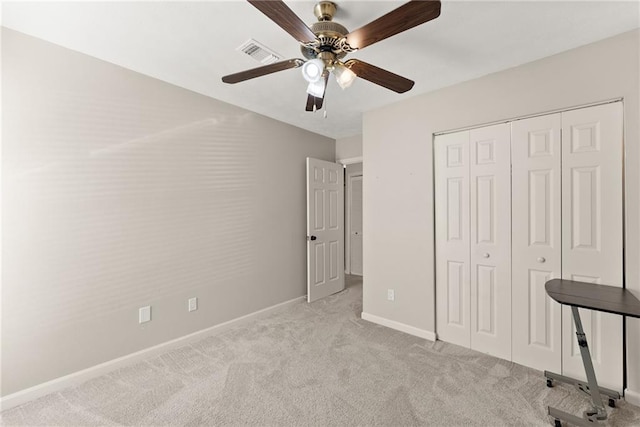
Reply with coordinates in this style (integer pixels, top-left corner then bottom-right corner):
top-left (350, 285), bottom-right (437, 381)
top-left (469, 123), bottom-right (511, 360)
top-left (435, 131), bottom-right (471, 347)
top-left (511, 114), bottom-right (562, 373)
top-left (561, 102), bottom-right (624, 392)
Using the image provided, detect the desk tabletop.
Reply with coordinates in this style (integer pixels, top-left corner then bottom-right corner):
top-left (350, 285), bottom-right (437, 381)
top-left (545, 279), bottom-right (640, 318)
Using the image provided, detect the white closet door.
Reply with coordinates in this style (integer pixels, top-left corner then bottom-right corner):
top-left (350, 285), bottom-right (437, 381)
top-left (561, 102), bottom-right (623, 391)
top-left (512, 114), bottom-right (562, 372)
top-left (469, 124), bottom-right (511, 360)
top-left (435, 131), bottom-right (471, 347)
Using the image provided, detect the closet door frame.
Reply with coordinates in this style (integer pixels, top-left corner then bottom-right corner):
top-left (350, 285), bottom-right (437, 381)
top-left (433, 99), bottom-right (625, 389)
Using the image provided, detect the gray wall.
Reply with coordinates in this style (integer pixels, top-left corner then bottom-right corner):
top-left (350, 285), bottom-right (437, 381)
top-left (335, 135), bottom-right (362, 162)
top-left (362, 29), bottom-right (640, 397)
top-left (1, 28), bottom-right (334, 396)
top-left (345, 163), bottom-right (362, 176)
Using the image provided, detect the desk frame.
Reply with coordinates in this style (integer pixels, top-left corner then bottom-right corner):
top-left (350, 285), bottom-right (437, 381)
top-left (545, 306), bottom-right (612, 426)
top-left (544, 279), bottom-right (640, 427)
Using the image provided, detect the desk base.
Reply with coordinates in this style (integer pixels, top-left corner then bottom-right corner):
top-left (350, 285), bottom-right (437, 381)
top-left (544, 371), bottom-right (620, 408)
top-left (543, 279), bottom-right (640, 426)
top-left (545, 306), bottom-right (612, 426)
top-left (548, 406), bottom-right (603, 427)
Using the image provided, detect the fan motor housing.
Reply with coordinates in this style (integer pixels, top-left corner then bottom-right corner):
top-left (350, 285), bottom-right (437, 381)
top-left (312, 21), bottom-right (348, 39)
top-left (301, 20), bottom-right (349, 60)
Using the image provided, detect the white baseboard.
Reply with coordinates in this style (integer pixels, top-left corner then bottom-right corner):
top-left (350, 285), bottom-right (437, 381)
top-left (361, 312), bottom-right (436, 341)
top-left (0, 295), bottom-right (305, 411)
top-left (625, 388), bottom-right (640, 407)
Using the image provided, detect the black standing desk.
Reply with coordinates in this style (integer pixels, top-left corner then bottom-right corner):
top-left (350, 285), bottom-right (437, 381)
top-left (545, 279), bottom-right (640, 427)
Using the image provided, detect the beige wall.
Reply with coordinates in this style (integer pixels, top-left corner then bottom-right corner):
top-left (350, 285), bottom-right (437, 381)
top-left (1, 28), bottom-right (334, 396)
top-left (335, 134), bottom-right (362, 162)
top-left (345, 162), bottom-right (362, 176)
top-left (363, 29), bottom-right (640, 398)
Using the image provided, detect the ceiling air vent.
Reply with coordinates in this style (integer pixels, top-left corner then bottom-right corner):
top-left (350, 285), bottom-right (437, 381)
top-left (237, 39), bottom-right (282, 65)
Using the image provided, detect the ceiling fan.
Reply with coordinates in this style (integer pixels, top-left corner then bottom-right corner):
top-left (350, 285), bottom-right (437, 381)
top-left (222, 0), bottom-right (441, 112)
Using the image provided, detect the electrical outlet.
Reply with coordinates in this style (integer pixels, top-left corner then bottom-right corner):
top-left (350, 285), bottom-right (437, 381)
top-left (188, 297), bottom-right (197, 312)
top-left (387, 289), bottom-right (395, 301)
top-left (139, 306), bottom-right (151, 323)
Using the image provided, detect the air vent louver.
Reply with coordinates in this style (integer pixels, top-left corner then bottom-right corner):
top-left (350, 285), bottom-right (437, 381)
top-left (237, 39), bottom-right (282, 65)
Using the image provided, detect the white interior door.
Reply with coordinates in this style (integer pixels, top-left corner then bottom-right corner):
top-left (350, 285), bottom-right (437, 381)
top-left (512, 113), bottom-right (563, 373)
top-left (469, 123), bottom-right (512, 360)
top-left (349, 175), bottom-right (363, 276)
top-left (561, 102), bottom-right (623, 391)
top-left (435, 130), bottom-right (471, 347)
top-left (306, 158), bottom-right (345, 303)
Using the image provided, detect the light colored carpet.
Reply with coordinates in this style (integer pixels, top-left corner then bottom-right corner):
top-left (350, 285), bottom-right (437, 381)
top-left (2, 276), bottom-right (639, 426)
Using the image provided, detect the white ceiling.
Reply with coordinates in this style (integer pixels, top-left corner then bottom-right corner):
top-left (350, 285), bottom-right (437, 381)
top-left (2, 1), bottom-right (639, 139)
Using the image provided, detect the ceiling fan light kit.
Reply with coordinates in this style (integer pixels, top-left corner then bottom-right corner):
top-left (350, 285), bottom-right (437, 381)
top-left (302, 58), bottom-right (325, 83)
top-left (333, 62), bottom-right (356, 89)
top-left (222, 0), bottom-right (442, 111)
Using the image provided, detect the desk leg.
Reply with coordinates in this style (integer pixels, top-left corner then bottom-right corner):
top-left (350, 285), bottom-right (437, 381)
top-left (546, 306), bottom-right (608, 425)
top-left (570, 306), bottom-right (607, 421)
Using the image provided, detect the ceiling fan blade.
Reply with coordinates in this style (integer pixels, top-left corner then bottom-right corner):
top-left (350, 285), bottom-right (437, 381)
top-left (304, 93), bottom-right (325, 111)
top-left (345, 59), bottom-right (414, 93)
top-left (222, 59), bottom-right (304, 84)
top-left (305, 94), bottom-right (316, 111)
top-left (248, 0), bottom-right (317, 44)
top-left (343, 0), bottom-right (441, 51)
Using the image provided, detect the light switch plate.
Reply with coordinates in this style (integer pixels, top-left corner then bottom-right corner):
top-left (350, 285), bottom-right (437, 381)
top-left (188, 297), bottom-right (197, 312)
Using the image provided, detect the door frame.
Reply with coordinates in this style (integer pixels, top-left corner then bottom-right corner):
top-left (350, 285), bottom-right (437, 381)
top-left (338, 156), bottom-right (363, 166)
top-left (339, 156), bottom-right (363, 275)
top-left (346, 171), bottom-right (363, 275)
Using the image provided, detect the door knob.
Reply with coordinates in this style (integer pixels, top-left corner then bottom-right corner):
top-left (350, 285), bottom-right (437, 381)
top-left (308, 235), bottom-right (317, 241)
top-left (483, 253), bottom-right (490, 258)
top-left (537, 257), bottom-right (546, 263)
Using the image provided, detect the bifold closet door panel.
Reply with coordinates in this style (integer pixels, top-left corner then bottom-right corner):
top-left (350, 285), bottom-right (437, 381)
top-left (511, 114), bottom-right (562, 373)
top-left (561, 102), bottom-right (623, 391)
top-left (435, 131), bottom-right (471, 347)
top-left (469, 123), bottom-right (511, 360)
